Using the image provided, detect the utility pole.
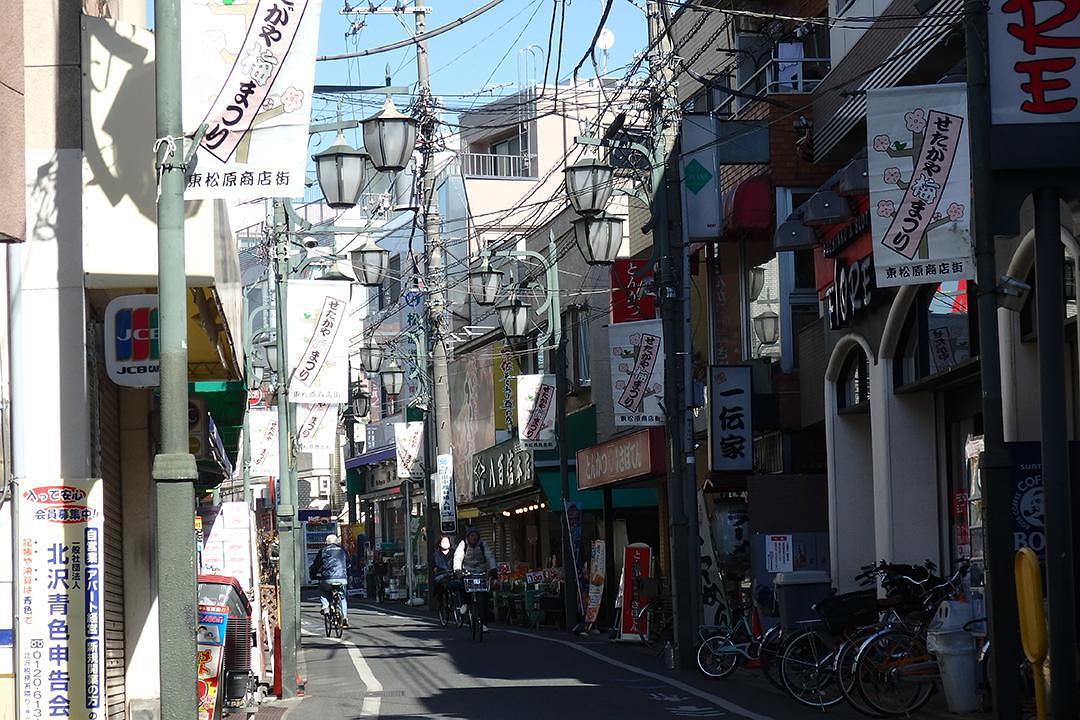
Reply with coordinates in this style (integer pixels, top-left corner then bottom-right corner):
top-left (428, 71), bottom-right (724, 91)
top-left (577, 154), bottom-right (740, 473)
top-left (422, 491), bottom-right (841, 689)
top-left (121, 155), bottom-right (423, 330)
top-left (272, 199), bottom-right (299, 698)
top-left (152, 1), bottom-right (199, 718)
top-left (647, 0), bottom-right (695, 670)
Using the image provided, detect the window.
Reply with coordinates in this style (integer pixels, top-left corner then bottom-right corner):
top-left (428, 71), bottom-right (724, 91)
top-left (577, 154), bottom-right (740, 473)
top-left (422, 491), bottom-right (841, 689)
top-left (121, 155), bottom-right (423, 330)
top-left (564, 305), bottom-right (591, 393)
top-left (837, 348), bottom-right (870, 412)
top-left (381, 254), bottom-right (402, 310)
top-left (794, 249), bottom-right (816, 290)
top-left (490, 134), bottom-right (522, 157)
top-left (893, 281), bottom-right (979, 388)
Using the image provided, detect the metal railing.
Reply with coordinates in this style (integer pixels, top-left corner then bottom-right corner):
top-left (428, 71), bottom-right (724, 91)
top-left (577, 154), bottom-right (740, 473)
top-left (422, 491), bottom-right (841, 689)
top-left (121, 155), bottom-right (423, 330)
top-left (460, 152), bottom-right (538, 179)
top-left (730, 56), bottom-right (832, 114)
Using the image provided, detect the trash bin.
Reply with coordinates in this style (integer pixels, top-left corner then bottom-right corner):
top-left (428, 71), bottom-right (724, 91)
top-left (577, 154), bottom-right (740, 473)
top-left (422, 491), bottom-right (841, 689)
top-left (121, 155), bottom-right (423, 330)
top-left (774, 571), bottom-right (831, 629)
top-left (928, 601), bottom-right (978, 714)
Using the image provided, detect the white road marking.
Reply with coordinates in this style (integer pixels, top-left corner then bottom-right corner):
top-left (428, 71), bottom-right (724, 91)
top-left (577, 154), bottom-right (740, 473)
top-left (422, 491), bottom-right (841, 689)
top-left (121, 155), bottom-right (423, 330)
top-left (301, 623), bottom-right (383, 717)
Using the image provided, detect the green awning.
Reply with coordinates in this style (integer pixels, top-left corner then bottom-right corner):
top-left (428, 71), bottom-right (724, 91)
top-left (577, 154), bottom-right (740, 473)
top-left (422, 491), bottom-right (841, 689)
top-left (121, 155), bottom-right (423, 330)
top-left (533, 406), bottom-right (597, 464)
top-left (538, 470), bottom-right (656, 512)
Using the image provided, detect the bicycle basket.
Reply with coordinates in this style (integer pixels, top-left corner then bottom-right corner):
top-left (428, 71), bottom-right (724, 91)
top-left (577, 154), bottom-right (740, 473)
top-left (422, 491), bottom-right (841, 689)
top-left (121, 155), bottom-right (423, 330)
top-left (814, 589), bottom-right (879, 633)
top-left (464, 575), bottom-right (490, 593)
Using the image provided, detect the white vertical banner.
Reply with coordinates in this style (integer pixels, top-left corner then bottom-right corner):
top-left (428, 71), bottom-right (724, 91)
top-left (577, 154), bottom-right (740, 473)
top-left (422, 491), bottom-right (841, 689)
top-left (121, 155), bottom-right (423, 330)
top-left (287, 279), bottom-right (351, 404)
top-left (517, 374), bottom-right (557, 450)
top-left (437, 453), bottom-right (456, 535)
top-left (295, 403), bottom-right (337, 454)
top-left (394, 421), bottom-right (425, 479)
top-left (710, 366), bottom-right (752, 472)
top-left (181, 0), bottom-right (323, 199)
top-left (18, 479), bottom-right (105, 720)
top-left (867, 84), bottom-right (974, 288)
top-left (609, 319), bottom-right (665, 427)
top-left (248, 408), bottom-right (279, 478)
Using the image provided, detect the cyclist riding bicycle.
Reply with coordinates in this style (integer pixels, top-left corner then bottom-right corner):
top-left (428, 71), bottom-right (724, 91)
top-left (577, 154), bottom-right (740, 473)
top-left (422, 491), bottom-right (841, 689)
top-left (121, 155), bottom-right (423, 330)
top-left (310, 533), bottom-right (349, 628)
top-left (453, 527), bottom-right (497, 628)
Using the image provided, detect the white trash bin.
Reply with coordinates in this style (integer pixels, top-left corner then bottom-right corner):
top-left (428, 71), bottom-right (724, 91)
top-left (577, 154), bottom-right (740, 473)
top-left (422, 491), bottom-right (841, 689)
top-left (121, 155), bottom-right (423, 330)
top-left (927, 629), bottom-right (979, 714)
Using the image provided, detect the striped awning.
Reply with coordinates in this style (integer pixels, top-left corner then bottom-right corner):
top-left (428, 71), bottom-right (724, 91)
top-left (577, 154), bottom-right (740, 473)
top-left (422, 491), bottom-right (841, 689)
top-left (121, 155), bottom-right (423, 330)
top-left (811, 0), bottom-right (964, 162)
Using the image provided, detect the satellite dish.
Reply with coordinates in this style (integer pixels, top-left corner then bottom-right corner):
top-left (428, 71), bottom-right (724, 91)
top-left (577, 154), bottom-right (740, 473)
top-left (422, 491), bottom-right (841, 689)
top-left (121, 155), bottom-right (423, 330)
top-left (597, 28), bottom-right (615, 51)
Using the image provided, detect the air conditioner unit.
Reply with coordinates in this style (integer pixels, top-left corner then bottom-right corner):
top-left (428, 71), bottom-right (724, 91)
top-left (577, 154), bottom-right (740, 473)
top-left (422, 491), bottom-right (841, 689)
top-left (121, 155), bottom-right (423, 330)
top-left (188, 397), bottom-right (210, 460)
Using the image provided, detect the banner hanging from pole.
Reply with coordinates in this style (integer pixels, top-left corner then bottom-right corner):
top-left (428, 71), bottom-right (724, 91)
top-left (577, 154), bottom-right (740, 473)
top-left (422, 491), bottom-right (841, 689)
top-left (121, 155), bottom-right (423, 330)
top-left (609, 319), bottom-right (665, 427)
top-left (295, 403), bottom-right (337, 454)
top-left (181, 0), bottom-right (324, 200)
top-left (584, 539), bottom-right (606, 630)
top-left (248, 408), bottom-right (279, 478)
top-left (437, 453), bottom-right (456, 535)
top-left (517, 374), bottom-right (557, 450)
top-left (287, 279), bottom-right (351, 404)
top-left (394, 421), bottom-right (425, 479)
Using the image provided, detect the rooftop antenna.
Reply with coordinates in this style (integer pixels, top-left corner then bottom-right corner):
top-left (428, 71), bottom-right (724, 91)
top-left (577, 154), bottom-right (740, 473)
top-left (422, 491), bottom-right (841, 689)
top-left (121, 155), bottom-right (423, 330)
top-left (596, 28), bottom-right (615, 77)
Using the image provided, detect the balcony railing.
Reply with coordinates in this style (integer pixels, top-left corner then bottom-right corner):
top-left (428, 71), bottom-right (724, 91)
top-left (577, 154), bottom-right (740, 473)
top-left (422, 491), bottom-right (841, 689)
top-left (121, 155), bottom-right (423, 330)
top-left (460, 152), bottom-right (538, 179)
top-left (733, 56), bottom-right (832, 114)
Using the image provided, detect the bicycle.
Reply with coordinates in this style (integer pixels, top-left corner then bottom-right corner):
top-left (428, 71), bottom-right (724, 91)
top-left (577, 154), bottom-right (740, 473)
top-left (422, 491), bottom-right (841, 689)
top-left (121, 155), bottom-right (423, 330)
top-left (695, 604), bottom-right (785, 689)
top-left (462, 571), bottom-right (491, 642)
top-left (627, 577), bottom-right (673, 649)
top-left (436, 576), bottom-right (463, 628)
top-left (324, 586), bottom-right (345, 639)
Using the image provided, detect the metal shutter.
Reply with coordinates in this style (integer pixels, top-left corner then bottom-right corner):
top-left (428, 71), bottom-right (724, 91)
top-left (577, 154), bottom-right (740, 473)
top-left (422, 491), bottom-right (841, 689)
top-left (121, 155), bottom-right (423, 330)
top-left (88, 323), bottom-right (127, 720)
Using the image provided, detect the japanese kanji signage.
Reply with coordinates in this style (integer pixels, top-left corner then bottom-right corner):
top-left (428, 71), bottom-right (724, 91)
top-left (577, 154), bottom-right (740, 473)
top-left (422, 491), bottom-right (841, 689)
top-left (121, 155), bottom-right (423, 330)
top-left (437, 454), bottom-right (456, 534)
top-left (394, 421), bottom-right (425, 479)
top-left (287, 280), bottom-right (351, 404)
top-left (710, 366), bottom-right (752, 472)
top-left (493, 343), bottom-right (519, 435)
top-left (196, 605), bottom-right (229, 720)
top-left (517, 374), bottom-right (557, 450)
top-left (182, 0), bottom-right (323, 199)
top-left (610, 259), bottom-right (656, 324)
top-left (867, 84), bottom-right (975, 288)
top-left (295, 402), bottom-right (337, 454)
top-left (989, 0), bottom-right (1080, 124)
top-left (609, 319), bottom-right (665, 427)
top-left (248, 408), bottom-right (279, 478)
top-left (19, 478), bottom-right (105, 720)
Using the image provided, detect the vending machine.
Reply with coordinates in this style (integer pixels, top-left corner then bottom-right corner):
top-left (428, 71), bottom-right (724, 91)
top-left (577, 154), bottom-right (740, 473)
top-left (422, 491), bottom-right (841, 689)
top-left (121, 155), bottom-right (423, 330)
top-left (299, 510), bottom-right (338, 587)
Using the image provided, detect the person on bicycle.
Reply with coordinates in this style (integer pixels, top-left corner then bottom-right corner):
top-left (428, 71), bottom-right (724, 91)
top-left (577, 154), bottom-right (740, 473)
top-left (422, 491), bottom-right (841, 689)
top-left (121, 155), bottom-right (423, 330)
top-left (432, 536), bottom-right (457, 607)
top-left (453, 527), bottom-right (497, 622)
top-left (310, 533), bottom-right (349, 628)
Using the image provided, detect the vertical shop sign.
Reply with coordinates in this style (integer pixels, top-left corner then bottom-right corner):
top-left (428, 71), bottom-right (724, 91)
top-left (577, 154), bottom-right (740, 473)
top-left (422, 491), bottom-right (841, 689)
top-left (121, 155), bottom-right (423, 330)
top-left (584, 540), bottom-right (606, 630)
top-left (710, 366), bottom-right (753, 472)
top-left (394, 421), bottom-right (425, 479)
top-left (609, 319), bottom-right (665, 427)
top-left (618, 543), bottom-right (653, 643)
top-left (181, 0), bottom-right (323, 199)
top-left (287, 279), bottom-right (351, 404)
top-left (19, 479), bottom-right (105, 720)
top-left (698, 489), bottom-right (733, 628)
top-left (610, 259), bottom-right (656, 324)
top-left (867, 84), bottom-right (974, 287)
top-left (196, 605), bottom-right (229, 720)
top-left (564, 501), bottom-right (587, 614)
top-left (437, 453), bottom-right (456, 535)
top-left (494, 343), bottom-right (519, 436)
top-left (248, 408), bottom-right (279, 478)
top-left (517, 374), bottom-right (557, 450)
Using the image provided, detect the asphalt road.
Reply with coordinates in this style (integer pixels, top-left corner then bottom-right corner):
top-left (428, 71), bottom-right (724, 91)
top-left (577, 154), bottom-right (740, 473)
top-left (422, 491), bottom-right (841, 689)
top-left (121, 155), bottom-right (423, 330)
top-left (288, 598), bottom-right (955, 720)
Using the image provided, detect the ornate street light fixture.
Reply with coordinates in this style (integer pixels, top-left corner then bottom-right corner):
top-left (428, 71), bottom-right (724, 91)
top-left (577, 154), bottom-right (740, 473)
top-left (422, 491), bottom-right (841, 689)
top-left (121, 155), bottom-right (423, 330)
top-left (749, 266), bottom-right (766, 302)
top-left (572, 213), bottom-right (624, 266)
top-left (564, 158), bottom-right (614, 216)
top-left (753, 310), bottom-right (780, 346)
top-left (357, 343), bottom-right (384, 373)
top-left (362, 97), bottom-right (418, 172)
top-left (351, 388), bottom-right (371, 419)
top-left (313, 131), bottom-right (371, 209)
top-left (469, 258), bottom-right (504, 307)
top-left (349, 238), bottom-right (390, 287)
top-left (381, 359), bottom-right (405, 396)
top-left (496, 295), bottom-right (531, 340)
top-left (260, 336), bottom-right (279, 374)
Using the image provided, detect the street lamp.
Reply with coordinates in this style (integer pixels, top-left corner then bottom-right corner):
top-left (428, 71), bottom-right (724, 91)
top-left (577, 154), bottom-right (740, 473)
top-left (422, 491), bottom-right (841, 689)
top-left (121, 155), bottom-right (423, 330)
top-left (469, 258), bottom-right (504, 307)
top-left (381, 359), bottom-right (406, 396)
top-left (261, 336), bottom-right (279, 374)
top-left (313, 131), bottom-right (371, 209)
top-left (349, 238), bottom-right (390, 287)
top-left (363, 97), bottom-right (418, 172)
top-left (351, 388), bottom-right (371, 419)
top-left (753, 310), bottom-right (780, 346)
top-left (357, 343), bottom-right (384, 373)
top-left (749, 266), bottom-right (766, 302)
top-left (572, 213), bottom-right (624, 266)
top-left (496, 295), bottom-right (531, 340)
top-left (564, 158), bottom-right (614, 216)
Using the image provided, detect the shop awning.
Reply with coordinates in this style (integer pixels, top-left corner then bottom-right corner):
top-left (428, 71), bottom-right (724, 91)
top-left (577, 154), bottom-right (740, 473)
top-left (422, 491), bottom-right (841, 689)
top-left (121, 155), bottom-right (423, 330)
top-left (539, 471), bottom-right (657, 512)
top-left (357, 485), bottom-right (402, 502)
top-left (345, 445), bottom-right (395, 469)
top-left (721, 174), bottom-right (773, 239)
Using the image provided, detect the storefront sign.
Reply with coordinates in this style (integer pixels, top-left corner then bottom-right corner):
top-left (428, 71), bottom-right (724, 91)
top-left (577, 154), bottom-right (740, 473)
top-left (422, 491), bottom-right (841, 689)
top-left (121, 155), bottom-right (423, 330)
top-left (988, 0), bottom-right (1080, 125)
top-left (196, 605), bottom-right (229, 720)
top-left (610, 319), bottom-right (665, 427)
top-left (619, 543), bottom-right (653, 643)
top-left (611, 259), bottom-right (656, 323)
top-left (565, 501), bottom-right (587, 614)
top-left (526, 571), bottom-right (545, 585)
top-left (104, 294), bottom-right (160, 387)
top-left (698, 489), bottom-right (733, 627)
top-left (182, 0), bottom-right (322, 200)
top-left (1005, 442), bottom-right (1047, 557)
top-left (765, 534), bottom-right (794, 573)
top-left (826, 254), bottom-right (876, 329)
top-left (296, 403), bottom-right (336, 454)
top-left (867, 84), bottom-right (974, 287)
top-left (494, 343), bottom-right (519, 435)
top-left (584, 540), bottom-right (606, 630)
top-left (18, 478), bottom-right (105, 720)
top-left (394, 421), bottom-right (425, 479)
top-left (517, 374), bottom-right (557, 450)
top-left (248, 408), bottom-right (279, 478)
top-left (576, 428), bottom-right (662, 490)
top-left (823, 212), bottom-right (871, 258)
top-left (710, 366), bottom-right (753, 472)
top-left (471, 440), bottom-right (535, 500)
top-left (287, 280), bottom-right (351, 404)
top-left (437, 453), bottom-right (456, 534)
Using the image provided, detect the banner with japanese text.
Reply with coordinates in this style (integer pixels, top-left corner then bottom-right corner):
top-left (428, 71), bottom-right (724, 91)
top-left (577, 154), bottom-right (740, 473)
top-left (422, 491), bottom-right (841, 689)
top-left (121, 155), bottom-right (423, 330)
top-left (609, 319), bottom-right (665, 427)
top-left (19, 478), bottom-right (105, 720)
top-left (867, 84), bottom-right (974, 287)
top-left (248, 408), bottom-right (279, 478)
top-left (710, 366), bottom-right (752, 472)
top-left (395, 421), bottom-right (425, 479)
top-left (493, 343), bottom-right (519, 436)
top-left (181, 0), bottom-right (323, 199)
top-left (296, 402), bottom-right (338, 454)
top-left (287, 279), bottom-right (351, 404)
top-left (618, 543), bottom-right (652, 643)
top-left (610, 259), bottom-right (656, 324)
top-left (437, 453), bottom-right (456, 534)
top-left (517, 374), bottom-right (556, 450)
top-left (584, 540), bottom-right (606, 630)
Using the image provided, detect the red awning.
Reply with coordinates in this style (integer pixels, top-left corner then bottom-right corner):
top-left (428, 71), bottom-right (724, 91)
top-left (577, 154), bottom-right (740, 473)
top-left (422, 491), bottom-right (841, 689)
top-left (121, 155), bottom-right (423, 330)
top-left (721, 174), bottom-right (773, 239)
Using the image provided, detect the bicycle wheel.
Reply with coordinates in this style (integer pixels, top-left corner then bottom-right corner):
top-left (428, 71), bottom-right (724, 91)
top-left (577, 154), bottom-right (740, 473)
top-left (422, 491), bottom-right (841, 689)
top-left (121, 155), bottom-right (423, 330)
top-left (781, 630), bottom-right (844, 708)
top-left (697, 635), bottom-right (741, 678)
top-left (854, 629), bottom-right (935, 717)
top-left (324, 611), bottom-right (332, 638)
top-left (836, 634), bottom-right (886, 718)
top-left (334, 611), bottom-right (343, 639)
top-left (758, 625), bottom-right (786, 691)
top-left (438, 594), bottom-right (450, 627)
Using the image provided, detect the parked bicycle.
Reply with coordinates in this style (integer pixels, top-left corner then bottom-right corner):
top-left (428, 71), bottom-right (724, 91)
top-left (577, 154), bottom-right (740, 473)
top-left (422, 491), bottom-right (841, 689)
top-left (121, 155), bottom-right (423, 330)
top-left (628, 576), bottom-right (673, 649)
top-left (695, 605), bottom-right (786, 690)
top-left (324, 586), bottom-right (345, 639)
